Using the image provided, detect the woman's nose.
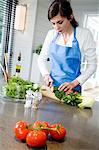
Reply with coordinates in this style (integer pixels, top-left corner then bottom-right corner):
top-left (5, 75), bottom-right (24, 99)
top-left (54, 23), bottom-right (59, 29)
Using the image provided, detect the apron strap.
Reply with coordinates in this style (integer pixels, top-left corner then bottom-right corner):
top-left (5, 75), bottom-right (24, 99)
top-left (52, 32), bottom-right (59, 42)
top-left (74, 28), bottom-right (76, 37)
top-left (73, 28), bottom-right (77, 42)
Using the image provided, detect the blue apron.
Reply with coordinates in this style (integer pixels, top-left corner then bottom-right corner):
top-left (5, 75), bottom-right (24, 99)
top-left (49, 28), bottom-right (81, 92)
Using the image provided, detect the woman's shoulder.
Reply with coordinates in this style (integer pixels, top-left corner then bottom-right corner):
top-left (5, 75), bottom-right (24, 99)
top-left (76, 26), bottom-right (93, 43)
top-left (76, 26), bottom-right (95, 50)
top-left (45, 29), bottom-right (58, 42)
top-left (76, 26), bottom-right (92, 36)
top-left (47, 29), bottom-right (57, 36)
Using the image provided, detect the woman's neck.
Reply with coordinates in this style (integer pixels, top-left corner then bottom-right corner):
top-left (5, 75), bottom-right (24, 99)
top-left (62, 25), bottom-right (73, 44)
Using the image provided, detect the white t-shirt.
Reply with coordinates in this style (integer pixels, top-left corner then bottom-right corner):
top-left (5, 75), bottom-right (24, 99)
top-left (38, 27), bottom-right (97, 85)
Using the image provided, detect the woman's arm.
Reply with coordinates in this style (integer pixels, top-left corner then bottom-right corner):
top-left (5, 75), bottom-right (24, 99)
top-left (76, 29), bottom-right (97, 85)
top-left (38, 30), bottom-right (56, 77)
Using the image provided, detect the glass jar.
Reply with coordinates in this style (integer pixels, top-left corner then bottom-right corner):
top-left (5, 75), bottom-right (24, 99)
top-left (24, 89), bottom-right (34, 108)
top-left (32, 91), bottom-right (42, 109)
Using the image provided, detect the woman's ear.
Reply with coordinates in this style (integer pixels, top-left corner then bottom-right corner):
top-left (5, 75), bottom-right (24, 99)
top-left (70, 14), bottom-right (74, 21)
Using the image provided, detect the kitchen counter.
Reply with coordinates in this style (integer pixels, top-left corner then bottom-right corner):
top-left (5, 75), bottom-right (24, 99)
top-left (0, 96), bottom-right (99, 150)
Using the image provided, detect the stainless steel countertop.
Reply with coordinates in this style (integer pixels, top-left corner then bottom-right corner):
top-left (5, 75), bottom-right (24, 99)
top-left (0, 96), bottom-right (99, 150)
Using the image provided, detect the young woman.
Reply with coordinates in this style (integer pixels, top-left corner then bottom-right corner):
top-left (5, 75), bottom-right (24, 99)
top-left (38, 0), bottom-right (97, 93)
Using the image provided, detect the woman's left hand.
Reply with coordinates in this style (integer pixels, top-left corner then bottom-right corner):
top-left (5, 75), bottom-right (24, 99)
top-left (58, 82), bottom-right (75, 92)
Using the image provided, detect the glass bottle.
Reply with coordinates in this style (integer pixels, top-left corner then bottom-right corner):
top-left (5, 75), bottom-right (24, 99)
top-left (16, 52), bottom-right (21, 76)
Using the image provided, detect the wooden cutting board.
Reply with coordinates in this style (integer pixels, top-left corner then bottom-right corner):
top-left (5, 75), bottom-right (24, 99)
top-left (41, 89), bottom-right (64, 103)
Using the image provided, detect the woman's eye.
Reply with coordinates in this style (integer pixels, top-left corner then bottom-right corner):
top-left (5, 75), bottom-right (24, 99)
top-left (52, 23), bottom-right (55, 26)
top-left (51, 20), bottom-right (64, 25)
top-left (58, 21), bottom-right (63, 24)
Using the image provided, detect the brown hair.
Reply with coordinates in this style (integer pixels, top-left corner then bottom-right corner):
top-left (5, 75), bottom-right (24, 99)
top-left (48, 0), bottom-right (79, 28)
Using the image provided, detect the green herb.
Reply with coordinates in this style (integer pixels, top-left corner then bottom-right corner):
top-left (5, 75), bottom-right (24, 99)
top-left (3, 76), bottom-right (41, 99)
top-left (53, 86), bottom-right (82, 107)
top-left (53, 86), bottom-right (65, 100)
top-left (63, 92), bottom-right (82, 106)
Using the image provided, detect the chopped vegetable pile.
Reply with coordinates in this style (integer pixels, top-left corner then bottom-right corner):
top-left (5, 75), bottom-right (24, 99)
top-left (53, 86), bottom-right (95, 109)
top-left (2, 76), bottom-right (41, 99)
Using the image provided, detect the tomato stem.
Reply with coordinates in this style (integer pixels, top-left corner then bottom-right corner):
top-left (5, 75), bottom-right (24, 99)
top-left (27, 125), bottom-right (60, 134)
top-left (40, 127), bottom-right (60, 134)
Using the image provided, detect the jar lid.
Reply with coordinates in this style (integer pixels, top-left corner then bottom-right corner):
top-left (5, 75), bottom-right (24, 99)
top-left (26, 89), bottom-right (33, 95)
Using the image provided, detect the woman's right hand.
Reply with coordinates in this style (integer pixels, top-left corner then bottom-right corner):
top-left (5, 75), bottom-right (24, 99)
top-left (44, 74), bottom-right (53, 87)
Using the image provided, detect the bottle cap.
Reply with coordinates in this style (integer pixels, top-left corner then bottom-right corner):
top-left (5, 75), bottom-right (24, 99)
top-left (18, 52), bottom-right (21, 61)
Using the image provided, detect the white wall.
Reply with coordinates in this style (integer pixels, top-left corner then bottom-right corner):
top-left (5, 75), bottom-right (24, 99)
top-left (72, 0), bottom-right (98, 26)
top-left (12, 0), bottom-right (38, 80)
top-left (33, 0), bottom-right (51, 50)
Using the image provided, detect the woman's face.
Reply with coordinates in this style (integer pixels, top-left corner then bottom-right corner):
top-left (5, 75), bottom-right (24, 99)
top-left (50, 14), bottom-right (72, 33)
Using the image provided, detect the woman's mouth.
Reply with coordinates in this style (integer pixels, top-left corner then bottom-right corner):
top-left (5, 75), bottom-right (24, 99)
top-left (57, 30), bottom-right (62, 33)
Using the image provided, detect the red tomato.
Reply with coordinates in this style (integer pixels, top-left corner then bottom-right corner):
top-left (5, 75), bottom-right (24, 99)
top-left (14, 120), bottom-right (29, 140)
top-left (15, 128), bottom-right (29, 140)
top-left (50, 123), bottom-right (66, 140)
top-left (33, 121), bottom-right (50, 135)
top-left (26, 130), bottom-right (47, 147)
top-left (14, 120), bottom-right (28, 132)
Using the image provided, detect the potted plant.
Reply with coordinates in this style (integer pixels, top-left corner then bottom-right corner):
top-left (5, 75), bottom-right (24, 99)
top-left (35, 44), bottom-right (42, 55)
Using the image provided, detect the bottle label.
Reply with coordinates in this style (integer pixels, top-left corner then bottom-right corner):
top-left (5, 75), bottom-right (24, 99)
top-left (16, 65), bottom-right (21, 70)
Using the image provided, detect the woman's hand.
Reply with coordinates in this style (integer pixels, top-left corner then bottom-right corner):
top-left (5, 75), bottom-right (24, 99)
top-left (44, 74), bottom-right (53, 87)
top-left (58, 80), bottom-right (79, 93)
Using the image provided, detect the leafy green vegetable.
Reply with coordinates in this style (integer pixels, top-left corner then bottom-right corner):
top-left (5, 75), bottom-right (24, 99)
top-left (53, 86), bottom-right (95, 109)
top-left (6, 82), bottom-right (17, 98)
top-left (53, 86), bottom-right (82, 107)
top-left (63, 92), bottom-right (82, 106)
top-left (53, 86), bottom-right (65, 100)
top-left (3, 76), bottom-right (41, 99)
top-left (78, 97), bottom-right (95, 109)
